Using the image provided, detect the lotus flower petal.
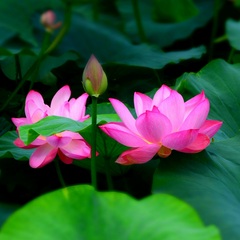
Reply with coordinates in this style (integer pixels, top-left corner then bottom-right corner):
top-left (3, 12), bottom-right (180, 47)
top-left (99, 123), bottom-right (147, 147)
top-left (134, 92), bottom-right (152, 116)
top-left (180, 99), bottom-right (210, 130)
top-left (60, 139), bottom-right (91, 159)
top-left (179, 133), bottom-right (210, 153)
top-left (136, 110), bottom-right (172, 143)
top-left (109, 98), bottom-right (138, 134)
top-left (158, 90), bottom-right (185, 130)
top-left (115, 144), bottom-right (160, 165)
top-left (30, 144), bottom-right (58, 168)
top-left (199, 120), bottom-right (223, 138)
top-left (162, 129), bottom-right (199, 150)
top-left (152, 84), bottom-right (172, 107)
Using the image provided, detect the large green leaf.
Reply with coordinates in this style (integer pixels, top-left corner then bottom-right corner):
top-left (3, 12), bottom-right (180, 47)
top-left (58, 13), bottom-right (206, 69)
top-left (116, 0), bottom-right (224, 48)
top-left (153, 59), bottom-right (240, 240)
top-left (0, 131), bottom-right (33, 160)
top-left (0, 185), bottom-right (220, 240)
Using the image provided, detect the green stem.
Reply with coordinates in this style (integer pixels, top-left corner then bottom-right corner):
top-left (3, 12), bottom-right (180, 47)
top-left (104, 157), bottom-right (114, 190)
top-left (44, 4), bottom-right (72, 55)
top-left (91, 96), bottom-right (98, 189)
top-left (131, 0), bottom-right (147, 42)
top-left (54, 159), bottom-right (66, 188)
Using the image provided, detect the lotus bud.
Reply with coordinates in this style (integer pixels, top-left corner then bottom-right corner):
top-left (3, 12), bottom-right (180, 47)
top-left (82, 55), bottom-right (108, 97)
top-left (40, 10), bottom-right (62, 33)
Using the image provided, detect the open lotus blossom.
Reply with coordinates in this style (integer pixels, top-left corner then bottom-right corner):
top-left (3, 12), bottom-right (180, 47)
top-left (12, 85), bottom-right (91, 168)
top-left (99, 85), bottom-right (223, 165)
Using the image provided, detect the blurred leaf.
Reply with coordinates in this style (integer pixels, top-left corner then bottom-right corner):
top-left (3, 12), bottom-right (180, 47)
top-left (0, 0), bottom-right (64, 46)
top-left (58, 14), bottom-right (206, 69)
top-left (0, 117), bottom-right (12, 136)
top-left (153, 59), bottom-right (240, 240)
top-left (1, 51), bottom-right (78, 83)
top-left (226, 19), bottom-right (240, 50)
top-left (116, 0), bottom-right (224, 48)
top-left (0, 185), bottom-right (220, 240)
top-left (0, 131), bottom-right (33, 160)
top-left (0, 203), bottom-right (19, 228)
top-left (152, 0), bottom-right (199, 23)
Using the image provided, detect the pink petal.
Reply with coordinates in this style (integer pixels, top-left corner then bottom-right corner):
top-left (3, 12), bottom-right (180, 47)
top-left (180, 99), bottom-right (210, 130)
top-left (25, 90), bottom-right (47, 111)
top-left (58, 149), bottom-right (73, 164)
top-left (29, 144), bottom-right (57, 168)
top-left (179, 133), bottom-right (210, 153)
top-left (60, 139), bottom-right (91, 159)
top-left (134, 92), bottom-right (152, 116)
top-left (11, 117), bottom-right (28, 127)
top-left (46, 135), bottom-right (72, 148)
top-left (162, 129), bottom-right (199, 150)
top-left (152, 84), bottom-right (172, 107)
top-left (184, 91), bottom-right (205, 118)
top-left (158, 90), bottom-right (185, 130)
top-left (60, 131), bottom-right (83, 139)
top-left (99, 123), bottom-right (147, 147)
top-left (69, 93), bottom-right (89, 121)
top-left (135, 110), bottom-right (172, 143)
top-left (109, 98), bottom-right (138, 134)
top-left (25, 100), bottom-right (47, 123)
top-left (115, 144), bottom-right (160, 165)
top-left (49, 85), bottom-right (71, 115)
top-left (199, 120), bottom-right (223, 138)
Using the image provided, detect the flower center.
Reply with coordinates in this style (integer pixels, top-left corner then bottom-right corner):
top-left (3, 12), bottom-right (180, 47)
top-left (157, 146), bottom-right (172, 158)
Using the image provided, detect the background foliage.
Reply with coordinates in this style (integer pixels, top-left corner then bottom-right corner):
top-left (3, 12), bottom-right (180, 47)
top-left (0, 0), bottom-right (240, 239)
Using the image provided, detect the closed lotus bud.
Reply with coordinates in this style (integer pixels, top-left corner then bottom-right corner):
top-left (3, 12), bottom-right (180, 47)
top-left (82, 55), bottom-right (108, 97)
top-left (40, 10), bottom-right (62, 33)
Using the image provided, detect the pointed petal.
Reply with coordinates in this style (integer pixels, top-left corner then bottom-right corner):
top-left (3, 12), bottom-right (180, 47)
top-left (181, 99), bottom-right (210, 130)
top-left (25, 90), bottom-right (47, 111)
top-left (152, 84), bottom-right (172, 107)
top-left (99, 123), bottom-right (147, 147)
top-left (184, 91), bottom-right (205, 118)
top-left (11, 117), bottom-right (28, 127)
top-left (134, 92), bottom-right (152, 116)
top-left (109, 98), bottom-right (138, 133)
top-left (50, 85), bottom-right (71, 114)
top-left (162, 129), bottom-right (199, 150)
top-left (116, 144), bottom-right (160, 165)
top-left (199, 120), bottom-right (223, 138)
top-left (69, 93), bottom-right (89, 121)
top-left (60, 139), bottom-right (91, 159)
top-left (29, 144), bottom-right (57, 168)
top-left (159, 90), bottom-right (185, 130)
top-left (180, 133), bottom-right (210, 153)
top-left (136, 110), bottom-right (172, 143)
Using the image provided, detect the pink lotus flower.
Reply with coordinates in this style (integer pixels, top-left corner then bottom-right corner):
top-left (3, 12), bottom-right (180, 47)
top-left (12, 85), bottom-right (91, 168)
top-left (99, 85), bottom-right (222, 165)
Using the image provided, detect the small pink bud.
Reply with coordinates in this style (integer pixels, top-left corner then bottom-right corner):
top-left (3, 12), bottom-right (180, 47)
top-left (40, 10), bottom-right (62, 33)
top-left (82, 55), bottom-right (108, 97)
